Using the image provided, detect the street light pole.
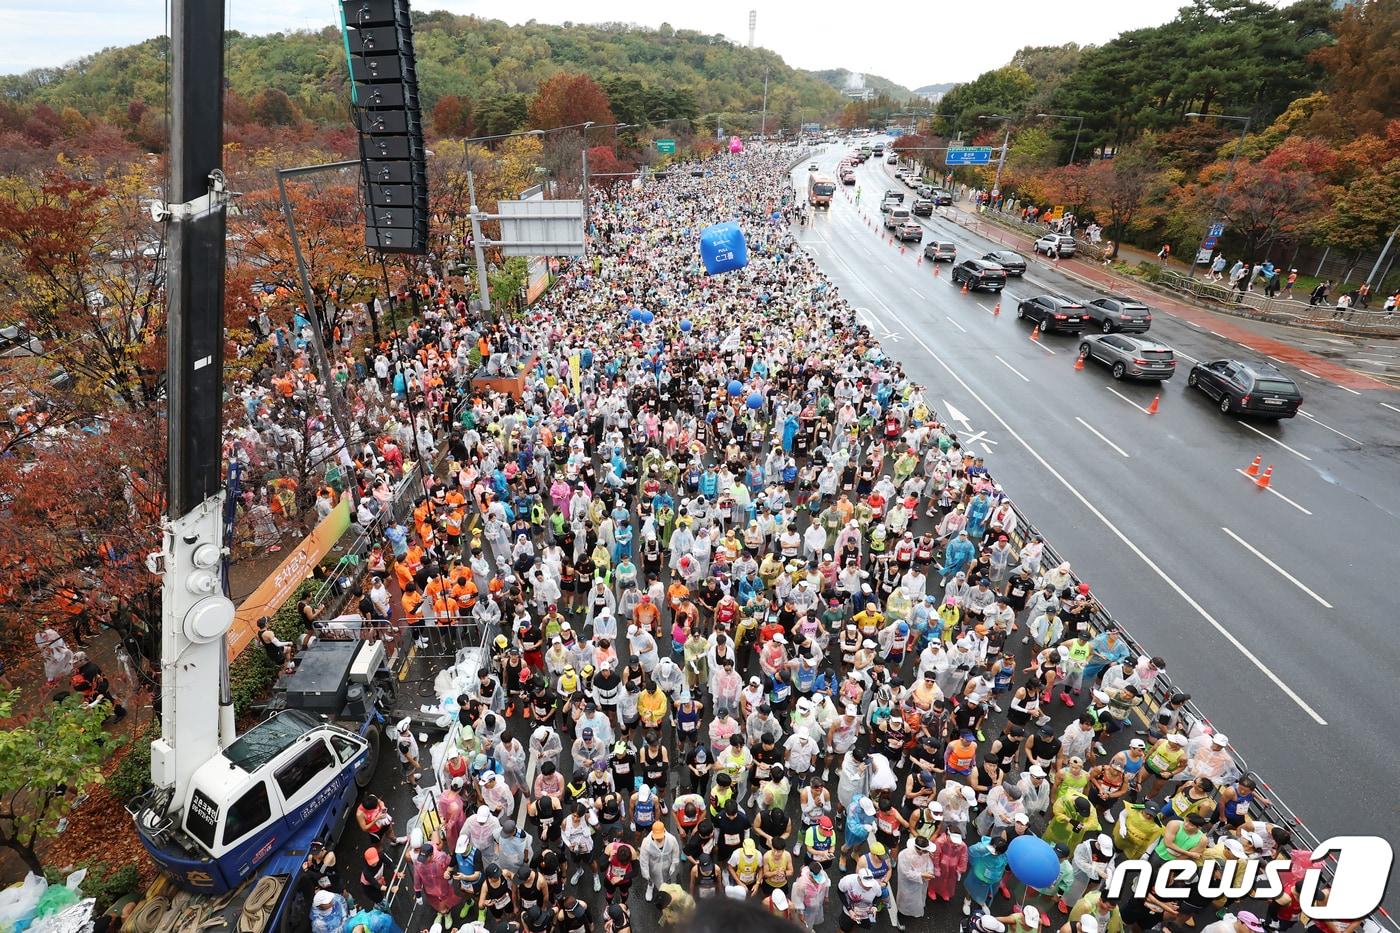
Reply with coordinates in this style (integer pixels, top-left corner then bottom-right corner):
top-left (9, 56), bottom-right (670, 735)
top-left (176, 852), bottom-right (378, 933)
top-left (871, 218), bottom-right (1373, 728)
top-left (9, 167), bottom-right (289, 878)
top-left (979, 115), bottom-right (1014, 197)
top-left (761, 68), bottom-right (769, 138)
top-left (466, 169), bottom-right (491, 316)
top-left (1184, 111), bottom-right (1250, 279)
top-left (1037, 113), bottom-right (1085, 164)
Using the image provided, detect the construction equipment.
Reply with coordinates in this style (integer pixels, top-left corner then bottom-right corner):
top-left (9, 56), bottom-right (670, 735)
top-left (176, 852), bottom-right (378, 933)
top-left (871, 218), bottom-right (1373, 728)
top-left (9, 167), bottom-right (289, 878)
top-left (129, 2), bottom-right (396, 931)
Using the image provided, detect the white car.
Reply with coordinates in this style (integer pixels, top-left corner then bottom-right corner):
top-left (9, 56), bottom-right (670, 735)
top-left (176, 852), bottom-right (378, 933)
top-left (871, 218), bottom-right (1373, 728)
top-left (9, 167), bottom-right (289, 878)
top-left (1033, 233), bottom-right (1077, 257)
top-left (808, 163), bottom-right (819, 171)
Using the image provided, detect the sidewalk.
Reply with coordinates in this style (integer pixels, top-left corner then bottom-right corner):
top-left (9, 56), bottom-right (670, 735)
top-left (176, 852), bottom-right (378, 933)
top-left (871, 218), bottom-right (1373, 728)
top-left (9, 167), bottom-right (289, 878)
top-left (945, 200), bottom-right (1392, 391)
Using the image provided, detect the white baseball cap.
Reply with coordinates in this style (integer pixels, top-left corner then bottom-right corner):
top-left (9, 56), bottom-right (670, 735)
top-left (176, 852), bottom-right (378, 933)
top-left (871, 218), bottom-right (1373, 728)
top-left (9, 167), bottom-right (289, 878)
top-left (1022, 906), bottom-right (1042, 928)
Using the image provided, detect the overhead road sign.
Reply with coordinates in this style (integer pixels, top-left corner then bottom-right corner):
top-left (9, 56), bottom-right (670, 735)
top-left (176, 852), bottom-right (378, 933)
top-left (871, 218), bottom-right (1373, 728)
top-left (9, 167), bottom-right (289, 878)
top-left (945, 146), bottom-right (994, 166)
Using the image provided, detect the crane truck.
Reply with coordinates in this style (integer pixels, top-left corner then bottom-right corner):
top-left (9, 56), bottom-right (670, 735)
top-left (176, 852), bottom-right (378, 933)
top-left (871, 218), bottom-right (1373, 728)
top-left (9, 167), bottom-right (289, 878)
top-left (124, 4), bottom-right (392, 933)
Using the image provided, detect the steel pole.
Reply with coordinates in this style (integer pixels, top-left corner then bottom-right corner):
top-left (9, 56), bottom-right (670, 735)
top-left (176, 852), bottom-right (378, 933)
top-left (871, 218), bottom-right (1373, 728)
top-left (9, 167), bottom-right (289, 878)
top-left (992, 125), bottom-right (1011, 196)
top-left (467, 170), bottom-right (493, 315)
top-left (1069, 117), bottom-right (1083, 165)
top-left (1364, 222), bottom-right (1400, 287)
top-left (277, 171), bottom-right (361, 503)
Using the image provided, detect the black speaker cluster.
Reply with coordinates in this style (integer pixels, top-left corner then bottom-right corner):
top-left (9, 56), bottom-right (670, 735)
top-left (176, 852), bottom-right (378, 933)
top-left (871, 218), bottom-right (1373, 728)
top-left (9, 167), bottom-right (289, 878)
top-left (341, 0), bottom-right (428, 253)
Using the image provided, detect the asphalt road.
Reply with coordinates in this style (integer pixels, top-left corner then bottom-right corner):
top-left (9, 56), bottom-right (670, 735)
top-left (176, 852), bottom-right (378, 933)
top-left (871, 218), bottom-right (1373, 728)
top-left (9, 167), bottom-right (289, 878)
top-left (794, 145), bottom-right (1400, 865)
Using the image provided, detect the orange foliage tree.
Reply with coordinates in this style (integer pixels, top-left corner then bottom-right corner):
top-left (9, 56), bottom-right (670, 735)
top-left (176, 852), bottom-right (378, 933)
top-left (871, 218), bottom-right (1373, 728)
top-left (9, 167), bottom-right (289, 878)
top-left (527, 73), bottom-right (615, 130)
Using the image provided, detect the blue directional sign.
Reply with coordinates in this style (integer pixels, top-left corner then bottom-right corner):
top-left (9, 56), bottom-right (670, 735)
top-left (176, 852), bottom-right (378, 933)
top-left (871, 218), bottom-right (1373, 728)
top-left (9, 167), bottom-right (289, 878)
top-left (946, 147), bottom-right (994, 166)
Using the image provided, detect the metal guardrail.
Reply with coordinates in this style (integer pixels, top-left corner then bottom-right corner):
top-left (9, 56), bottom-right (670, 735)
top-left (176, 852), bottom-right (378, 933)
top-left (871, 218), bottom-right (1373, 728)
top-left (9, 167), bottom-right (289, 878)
top-left (1154, 271), bottom-right (1400, 333)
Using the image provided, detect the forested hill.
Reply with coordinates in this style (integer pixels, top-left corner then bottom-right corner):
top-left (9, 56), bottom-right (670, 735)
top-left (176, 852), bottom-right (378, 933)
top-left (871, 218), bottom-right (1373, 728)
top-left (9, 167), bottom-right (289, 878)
top-left (0, 14), bottom-right (845, 133)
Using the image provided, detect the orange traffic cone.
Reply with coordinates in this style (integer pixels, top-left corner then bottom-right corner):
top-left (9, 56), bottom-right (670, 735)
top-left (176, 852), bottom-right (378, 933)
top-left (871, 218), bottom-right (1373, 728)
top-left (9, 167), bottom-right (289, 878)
top-left (1256, 464), bottom-right (1274, 489)
top-left (961, 281), bottom-right (969, 294)
top-left (917, 252), bottom-right (923, 264)
top-left (1030, 323), bottom-right (1041, 341)
top-left (900, 245), bottom-right (906, 255)
top-left (1074, 353), bottom-right (1085, 371)
top-left (993, 302), bottom-right (1001, 316)
top-left (933, 266), bottom-right (940, 277)
top-left (1245, 455), bottom-right (1262, 476)
top-left (1147, 394), bottom-right (1160, 415)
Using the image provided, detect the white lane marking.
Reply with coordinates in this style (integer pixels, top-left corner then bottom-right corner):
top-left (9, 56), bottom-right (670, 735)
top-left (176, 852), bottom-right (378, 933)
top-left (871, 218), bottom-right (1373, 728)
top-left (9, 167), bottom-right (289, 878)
top-left (1221, 527), bottom-right (1333, 609)
top-left (1350, 356), bottom-right (1394, 364)
top-left (994, 355), bottom-right (1030, 383)
top-left (1350, 358), bottom-right (1387, 367)
top-left (1210, 330), bottom-right (1229, 338)
top-left (1382, 402), bottom-right (1400, 415)
top-left (1234, 469), bottom-right (1313, 515)
top-left (1173, 349), bottom-right (1200, 364)
top-left (981, 443), bottom-right (993, 454)
top-left (1105, 385), bottom-right (1152, 414)
top-left (1185, 320), bottom-right (1206, 330)
top-left (1298, 368), bottom-right (1321, 379)
top-left (910, 287), bottom-right (926, 299)
top-left (837, 264), bottom-right (1329, 724)
top-left (1235, 420), bottom-right (1313, 462)
top-left (976, 302), bottom-right (999, 317)
top-left (1337, 384), bottom-right (1363, 395)
top-left (1076, 417), bottom-right (1130, 457)
top-left (945, 315), bottom-right (967, 333)
top-left (1266, 355), bottom-right (1289, 365)
top-left (1297, 410), bottom-right (1362, 446)
top-left (1029, 337), bottom-right (1057, 355)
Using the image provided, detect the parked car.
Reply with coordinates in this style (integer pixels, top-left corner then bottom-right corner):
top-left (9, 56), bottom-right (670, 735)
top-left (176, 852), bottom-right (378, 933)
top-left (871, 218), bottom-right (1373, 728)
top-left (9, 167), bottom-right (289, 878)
top-left (1085, 296), bottom-right (1153, 333)
top-left (808, 163), bottom-right (819, 171)
top-left (883, 189), bottom-right (904, 203)
top-left (904, 174), bottom-right (922, 188)
top-left (886, 153), bottom-right (899, 164)
top-left (841, 172), bottom-right (856, 185)
top-left (1187, 360), bottom-right (1303, 418)
top-left (883, 207), bottom-right (912, 229)
top-left (916, 185), bottom-right (933, 199)
top-left (1016, 294), bottom-right (1089, 332)
top-left (981, 250), bottom-right (1026, 276)
top-left (923, 241), bottom-right (957, 262)
top-left (1033, 233), bottom-right (1077, 257)
top-left (911, 198), bottom-right (934, 217)
top-left (880, 198), bottom-right (899, 213)
top-left (1078, 334), bottom-right (1177, 380)
top-left (929, 188), bottom-right (954, 206)
top-left (896, 221), bottom-right (923, 243)
top-left (950, 258), bottom-right (1007, 292)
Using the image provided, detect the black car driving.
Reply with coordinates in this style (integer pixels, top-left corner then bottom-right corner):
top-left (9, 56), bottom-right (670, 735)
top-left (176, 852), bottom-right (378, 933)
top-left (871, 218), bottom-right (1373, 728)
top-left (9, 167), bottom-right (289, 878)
top-left (1187, 360), bottom-right (1303, 419)
top-left (981, 250), bottom-right (1026, 276)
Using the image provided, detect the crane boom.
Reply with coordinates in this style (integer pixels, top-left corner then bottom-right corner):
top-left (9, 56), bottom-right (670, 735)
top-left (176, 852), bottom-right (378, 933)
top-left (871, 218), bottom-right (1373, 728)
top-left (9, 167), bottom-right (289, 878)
top-left (147, 0), bottom-right (237, 809)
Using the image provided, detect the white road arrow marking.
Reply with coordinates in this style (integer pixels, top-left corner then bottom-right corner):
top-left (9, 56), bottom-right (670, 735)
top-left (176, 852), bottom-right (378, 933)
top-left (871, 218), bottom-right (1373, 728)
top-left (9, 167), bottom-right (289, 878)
top-left (942, 400), bottom-right (974, 432)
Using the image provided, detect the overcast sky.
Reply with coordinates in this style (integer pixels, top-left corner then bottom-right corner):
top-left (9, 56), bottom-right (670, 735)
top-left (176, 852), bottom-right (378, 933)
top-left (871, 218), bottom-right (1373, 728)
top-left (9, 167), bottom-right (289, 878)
top-left (1, 0), bottom-right (1197, 88)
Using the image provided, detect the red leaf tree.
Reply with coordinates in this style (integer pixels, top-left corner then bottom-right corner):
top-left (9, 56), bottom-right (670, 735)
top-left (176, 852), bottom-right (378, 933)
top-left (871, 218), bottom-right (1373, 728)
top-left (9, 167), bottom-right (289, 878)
top-left (527, 73), bottom-right (615, 131)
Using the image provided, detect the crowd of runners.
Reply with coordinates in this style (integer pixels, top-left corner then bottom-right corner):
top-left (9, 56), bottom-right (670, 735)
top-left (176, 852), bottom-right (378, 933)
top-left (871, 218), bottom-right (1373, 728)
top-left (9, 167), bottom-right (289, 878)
top-left (266, 145), bottom-right (1353, 933)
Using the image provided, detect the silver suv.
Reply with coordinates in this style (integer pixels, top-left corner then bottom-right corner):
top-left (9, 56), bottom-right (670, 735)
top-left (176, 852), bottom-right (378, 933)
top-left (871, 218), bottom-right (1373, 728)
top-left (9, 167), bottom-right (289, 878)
top-left (1033, 233), bottom-right (1077, 257)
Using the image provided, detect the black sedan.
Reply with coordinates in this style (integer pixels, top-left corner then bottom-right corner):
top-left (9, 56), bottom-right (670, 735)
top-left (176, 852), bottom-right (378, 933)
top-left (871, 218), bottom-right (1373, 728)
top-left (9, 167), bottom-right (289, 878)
top-left (1187, 359), bottom-right (1303, 418)
top-left (981, 250), bottom-right (1026, 276)
top-left (1085, 296), bottom-right (1153, 333)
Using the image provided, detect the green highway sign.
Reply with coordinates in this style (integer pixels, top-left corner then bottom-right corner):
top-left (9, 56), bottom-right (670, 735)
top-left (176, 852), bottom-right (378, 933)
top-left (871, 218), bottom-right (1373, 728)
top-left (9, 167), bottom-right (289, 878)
top-left (656, 139), bottom-right (677, 154)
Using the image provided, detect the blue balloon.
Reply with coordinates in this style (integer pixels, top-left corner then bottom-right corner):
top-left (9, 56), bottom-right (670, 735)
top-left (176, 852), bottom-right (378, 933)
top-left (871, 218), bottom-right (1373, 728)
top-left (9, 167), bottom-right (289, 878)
top-left (629, 308), bottom-right (644, 322)
top-left (727, 380), bottom-right (743, 396)
top-left (680, 319), bottom-right (693, 333)
top-left (1006, 835), bottom-right (1061, 889)
top-left (746, 391), bottom-right (764, 410)
top-left (700, 221), bottom-right (749, 276)
top-left (640, 310), bottom-right (655, 325)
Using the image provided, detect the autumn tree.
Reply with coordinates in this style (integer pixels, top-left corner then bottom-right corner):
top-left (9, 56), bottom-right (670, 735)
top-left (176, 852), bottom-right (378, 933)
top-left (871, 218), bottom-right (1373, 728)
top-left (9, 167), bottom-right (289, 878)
top-left (1206, 158), bottom-right (1325, 260)
top-left (0, 167), bottom-right (166, 413)
top-left (584, 145), bottom-right (634, 185)
top-left (432, 94), bottom-right (473, 139)
top-left (252, 88), bottom-right (303, 127)
top-left (527, 73), bottom-right (614, 131)
top-left (1309, 0), bottom-right (1400, 138)
top-left (1084, 148), bottom-right (1166, 258)
top-left (0, 690), bottom-right (115, 874)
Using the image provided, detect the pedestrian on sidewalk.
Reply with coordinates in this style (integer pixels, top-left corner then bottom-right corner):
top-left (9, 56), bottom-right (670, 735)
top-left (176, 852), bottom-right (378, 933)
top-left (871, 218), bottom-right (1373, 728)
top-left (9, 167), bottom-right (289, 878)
top-left (1210, 254), bottom-right (1226, 281)
top-left (1155, 243), bottom-right (1171, 264)
top-left (1286, 269), bottom-right (1298, 298)
top-left (1309, 279), bottom-right (1332, 306)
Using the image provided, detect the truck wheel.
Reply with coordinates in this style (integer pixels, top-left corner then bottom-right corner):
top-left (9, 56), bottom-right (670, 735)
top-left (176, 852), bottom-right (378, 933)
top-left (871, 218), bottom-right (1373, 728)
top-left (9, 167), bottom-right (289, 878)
top-left (355, 724), bottom-right (382, 790)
